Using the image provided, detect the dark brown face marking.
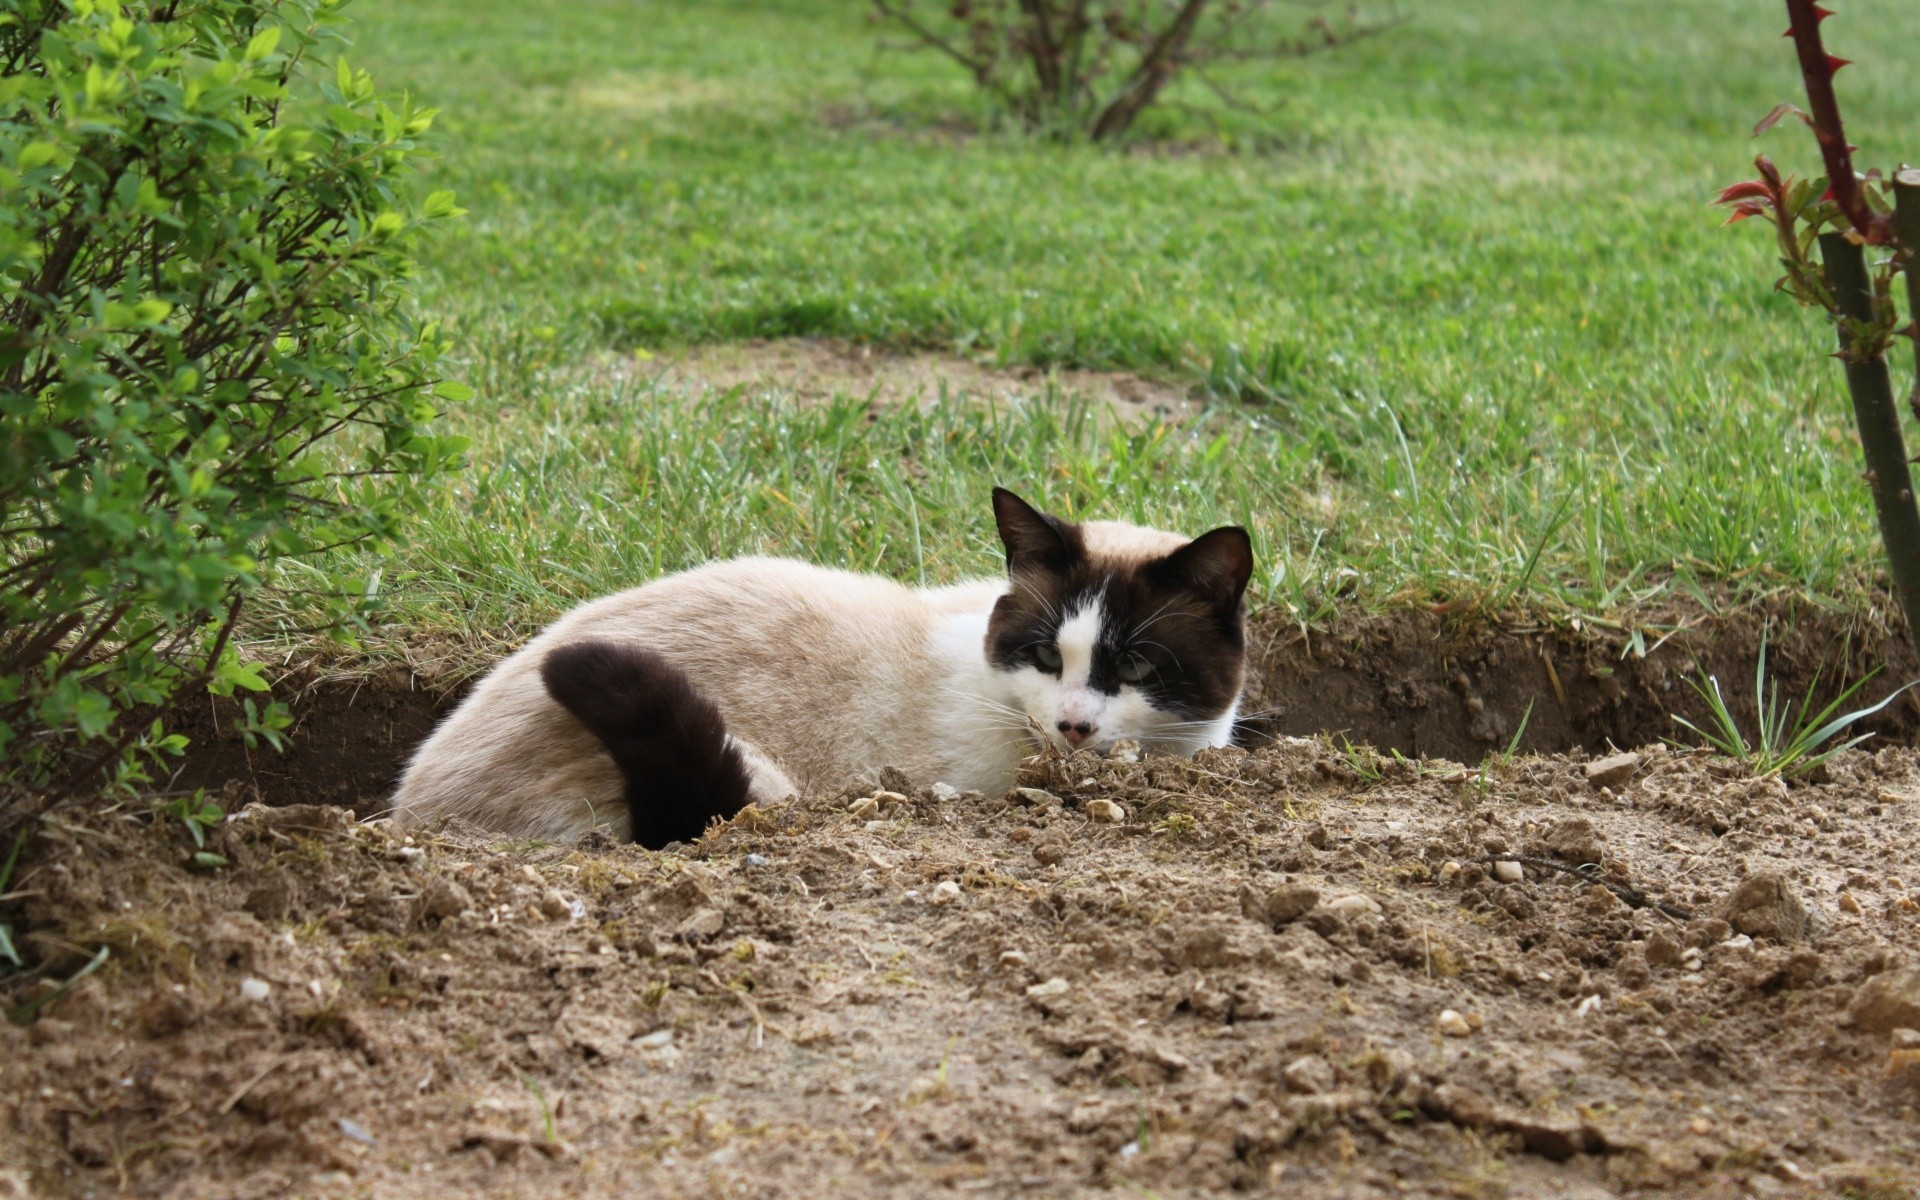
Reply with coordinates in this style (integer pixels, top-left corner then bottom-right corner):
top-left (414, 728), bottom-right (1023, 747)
top-left (983, 488), bottom-right (1252, 720)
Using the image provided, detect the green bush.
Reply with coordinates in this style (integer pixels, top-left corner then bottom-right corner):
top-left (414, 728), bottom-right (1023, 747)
top-left (0, 0), bottom-right (467, 814)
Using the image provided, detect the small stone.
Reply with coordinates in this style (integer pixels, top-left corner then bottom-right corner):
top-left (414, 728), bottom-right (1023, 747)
top-left (1585, 752), bottom-right (1642, 789)
top-left (1849, 967), bottom-right (1920, 1036)
top-left (1013, 787), bottom-right (1061, 807)
top-left (539, 890), bottom-right (573, 921)
top-left (1584, 884), bottom-right (1623, 914)
top-left (1440, 861), bottom-right (1463, 881)
top-left (240, 978), bottom-right (271, 1003)
top-left (998, 950), bottom-right (1028, 971)
top-left (1085, 799), bottom-right (1126, 824)
top-left (1106, 739), bottom-right (1142, 764)
top-left (847, 797), bottom-right (880, 818)
top-left (1716, 872), bottom-right (1814, 942)
top-left (422, 879), bottom-right (473, 921)
top-left (1262, 884), bottom-right (1321, 926)
top-left (1537, 816), bottom-right (1606, 866)
top-left (1492, 860), bottom-right (1524, 884)
top-left (1323, 893), bottom-right (1381, 917)
top-left (930, 782), bottom-right (961, 802)
top-left (741, 854), bottom-right (770, 868)
top-left (1026, 978), bottom-right (1072, 1010)
top-left (930, 880), bottom-right (962, 905)
top-left (677, 907), bottom-right (725, 940)
top-left (337, 1118), bottom-right (376, 1146)
top-left (1436, 1009), bottom-right (1473, 1038)
top-left (872, 790), bottom-right (909, 809)
top-left (1635, 933), bottom-right (1681, 967)
top-left (1033, 833), bottom-right (1070, 867)
top-left (1281, 1054), bottom-right (1337, 1094)
top-left (634, 1029), bottom-right (674, 1050)
top-left (1891, 1028), bottom-right (1920, 1050)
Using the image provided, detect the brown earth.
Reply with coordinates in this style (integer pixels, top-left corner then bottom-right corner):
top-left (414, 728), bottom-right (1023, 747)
top-left (169, 601), bottom-right (1920, 819)
top-left (624, 337), bottom-right (1199, 423)
top-left (6, 737), bottom-right (1920, 1198)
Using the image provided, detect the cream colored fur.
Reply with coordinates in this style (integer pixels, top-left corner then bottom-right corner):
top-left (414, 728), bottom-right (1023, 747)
top-left (391, 521), bottom-right (1229, 842)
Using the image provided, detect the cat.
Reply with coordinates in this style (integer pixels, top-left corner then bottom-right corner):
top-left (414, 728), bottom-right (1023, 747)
top-left (389, 488), bottom-right (1253, 847)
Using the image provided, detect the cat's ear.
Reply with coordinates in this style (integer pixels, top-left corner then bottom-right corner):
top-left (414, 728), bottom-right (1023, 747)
top-left (992, 487), bottom-right (1080, 574)
top-left (1154, 526), bottom-right (1253, 610)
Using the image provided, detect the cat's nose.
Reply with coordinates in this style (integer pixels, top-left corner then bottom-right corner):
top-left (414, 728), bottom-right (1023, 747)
top-left (1056, 720), bottom-right (1096, 747)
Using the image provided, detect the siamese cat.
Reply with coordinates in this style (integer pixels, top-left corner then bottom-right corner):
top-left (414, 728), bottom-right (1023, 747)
top-left (390, 489), bottom-right (1253, 847)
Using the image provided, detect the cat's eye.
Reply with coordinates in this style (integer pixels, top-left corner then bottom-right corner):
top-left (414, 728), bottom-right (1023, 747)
top-left (1117, 653), bottom-right (1152, 684)
top-left (1034, 644), bottom-right (1063, 671)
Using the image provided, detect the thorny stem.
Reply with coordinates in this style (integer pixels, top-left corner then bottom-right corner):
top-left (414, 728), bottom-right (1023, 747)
top-left (1893, 169), bottom-right (1920, 422)
top-left (1782, 0), bottom-right (1890, 243)
top-left (1817, 230), bottom-right (1920, 639)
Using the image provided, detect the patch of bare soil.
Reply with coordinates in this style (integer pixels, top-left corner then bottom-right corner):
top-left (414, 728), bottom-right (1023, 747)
top-left (176, 601), bottom-right (1920, 818)
top-left (7, 740), bottom-right (1920, 1198)
top-left (631, 337), bottom-right (1198, 423)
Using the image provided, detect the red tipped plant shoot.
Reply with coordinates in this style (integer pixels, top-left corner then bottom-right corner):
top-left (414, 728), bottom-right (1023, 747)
top-left (1783, 0), bottom-right (1889, 242)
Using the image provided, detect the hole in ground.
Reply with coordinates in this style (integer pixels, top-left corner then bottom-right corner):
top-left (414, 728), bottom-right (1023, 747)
top-left (175, 600), bottom-right (1920, 816)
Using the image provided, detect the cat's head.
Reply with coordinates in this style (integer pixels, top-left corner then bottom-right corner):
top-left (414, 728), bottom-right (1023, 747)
top-left (983, 488), bottom-right (1253, 756)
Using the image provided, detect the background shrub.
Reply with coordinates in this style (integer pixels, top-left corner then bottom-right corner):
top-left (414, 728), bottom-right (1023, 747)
top-left (871, 0), bottom-right (1400, 141)
top-left (0, 0), bottom-right (466, 816)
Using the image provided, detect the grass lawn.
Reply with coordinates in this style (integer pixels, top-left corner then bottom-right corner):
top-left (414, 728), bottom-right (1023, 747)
top-left (311, 0), bottom-right (1920, 653)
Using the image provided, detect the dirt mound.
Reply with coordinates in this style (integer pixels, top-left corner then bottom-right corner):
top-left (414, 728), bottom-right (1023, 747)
top-left (6, 740), bottom-right (1920, 1198)
top-left (176, 600), bottom-right (1920, 818)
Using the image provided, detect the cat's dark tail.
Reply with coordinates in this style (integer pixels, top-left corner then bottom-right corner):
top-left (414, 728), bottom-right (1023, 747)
top-left (539, 640), bottom-right (751, 850)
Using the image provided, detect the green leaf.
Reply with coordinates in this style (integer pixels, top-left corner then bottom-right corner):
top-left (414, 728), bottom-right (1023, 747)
top-left (244, 26), bottom-right (282, 61)
top-left (17, 142), bottom-right (58, 170)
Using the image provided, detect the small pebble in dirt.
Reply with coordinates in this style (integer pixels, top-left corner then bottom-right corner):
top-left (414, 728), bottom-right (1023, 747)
top-left (1575, 994), bottom-right (1603, 1018)
top-left (931, 782), bottom-right (961, 802)
top-left (539, 890), bottom-right (574, 921)
top-left (1033, 833), bottom-right (1070, 867)
top-left (1839, 892), bottom-right (1864, 915)
top-left (872, 790), bottom-right (909, 809)
top-left (1848, 967), bottom-right (1920, 1035)
top-left (930, 880), bottom-right (962, 905)
top-left (1281, 1054), bottom-right (1336, 1095)
top-left (1085, 799), bottom-right (1126, 824)
top-left (1026, 978), bottom-right (1072, 1010)
top-left (240, 978), bottom-right (271, 1003)
top-left (999, 950), bottom-right (1028, 971)
top-left (1716, 872), bottom-right (1814, 943)
top-left (1258, 884), bottom-right (1320, 927)
top-left (422, 879), bottom-right (472, 921)
top-left (1440, 861), bottom-right (1463, 881)
top-left (1436, 1009), bottom-right (1473, 1038)
top-left (1584, 752), bottom-right (1642, 789)
top-left (635, 1029), bottom-right (674, 1050)
top-left (1014, 787), bottom-right (1061, 807)
top-left (741, 854), bottom-right (770, 868)
top-left (847, 797), bottom-right (880, 818)
top-left (1106, 740), bottom-right (1142, 764)
top-left (337, 1118), bottom-right (376, 1146)
top-left (1323, 893), bottom-right (1381, 917)
top-left (1492, 860), bottom-right (1525, 884)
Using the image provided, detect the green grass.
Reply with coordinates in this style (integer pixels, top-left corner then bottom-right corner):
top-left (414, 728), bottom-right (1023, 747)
top-left (291, 0), bottom-right (1920, 651)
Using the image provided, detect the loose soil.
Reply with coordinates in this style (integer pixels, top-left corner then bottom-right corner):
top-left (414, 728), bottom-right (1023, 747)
top-left (171, 602), bottom-right (1920, 819)
top-left (6, 738), bottom-right (1920, 1198)
top-left (628, 337), bottom-right (1198, 423)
